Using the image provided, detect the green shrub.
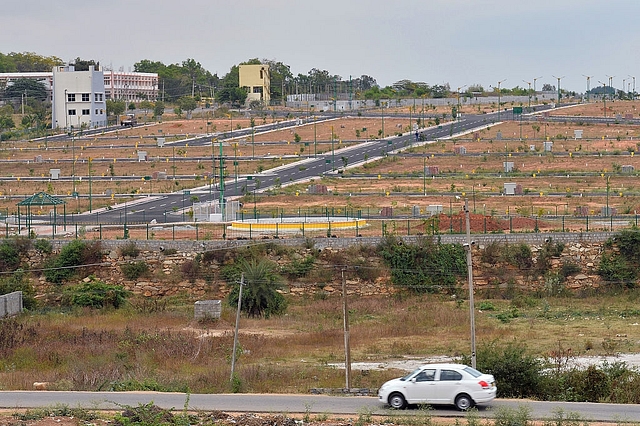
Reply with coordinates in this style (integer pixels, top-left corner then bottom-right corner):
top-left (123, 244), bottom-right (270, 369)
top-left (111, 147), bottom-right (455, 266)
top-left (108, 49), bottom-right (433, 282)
top-left (281, 255), bottom-right (315, 278)
top-left (33, 238), bottom-right (53, 254)
top-left (494, 406), bottom-right (532, 426)
top-left (0, 240), bottom-right (22, 272)
top-left (44, 240), bottom-right (103, 284)
top-left (62, 276), bottom-right (130, 309)
top-left (465, 341), bottom-right (542, 398)
top-left (598, 252), bottom-right (636, 287)
top-left (120, 261), bottom-right (150, 280)
top-left (481, 241), bottom-right (503, 265)
top-left (378, 236), bottom-right (465, 294)
top-left (505, 243), bottom-right (533, 270)
top-left (0, 269), bottom-right (37, 309)
top-left (119, 242), bottom-right (140, 258)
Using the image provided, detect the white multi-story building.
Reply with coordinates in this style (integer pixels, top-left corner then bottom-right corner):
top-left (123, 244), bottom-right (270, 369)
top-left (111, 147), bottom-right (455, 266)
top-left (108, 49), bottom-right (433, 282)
top-left (0, 69), bottom-right (159, 105)
top-left (103, 70), bottom-right (158, 102)
top-left (51, 65), bottom-right (107, 130)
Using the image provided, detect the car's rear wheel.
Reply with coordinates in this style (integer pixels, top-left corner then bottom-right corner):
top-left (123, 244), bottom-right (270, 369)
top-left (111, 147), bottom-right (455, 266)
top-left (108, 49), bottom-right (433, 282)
top-left (454, 393), bottom-right (474, 411)
top-left (388, 392), bottom-right (407, 409)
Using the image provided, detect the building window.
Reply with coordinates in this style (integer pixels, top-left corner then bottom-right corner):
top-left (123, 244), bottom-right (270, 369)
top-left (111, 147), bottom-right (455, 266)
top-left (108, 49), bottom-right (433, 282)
top-left (95, 109), bottom-right (99, 114)
top-left (82, 93), bottom-right (90, 102)
top-left (82, 109), bottom-right (90, 115)
top-left (68, 109), bottom-right (76, 116)
top-left (94, 93), bottom-right (103, 102)
top-left (100, 109), bottom-right (104, 114)
top-left (67, 93), bottom-right (75, 102)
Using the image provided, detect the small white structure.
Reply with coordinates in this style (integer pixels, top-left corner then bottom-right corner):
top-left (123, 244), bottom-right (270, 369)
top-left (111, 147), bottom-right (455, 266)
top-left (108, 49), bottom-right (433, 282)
top-left (622, 165), bottom-right (635, 173)
top-left (157, 137), bottom-right (165, 147)
top-left (49, 169), bottom-right (61, 180)
top-left (529, 145), bottom-right (536, 151)
top-left (51, 65), bottom-right (107, 130)
top-left (503, 161), bottom-right (514, 173)
top-left (543, 141), bottom-right (553, 152)
top-left (504, 183), bottom-right (517, 195)
top-left (427, 205), bottom-right (443, 216)
top-left (137, 151), bottom-right (148, 162)
top-left (574, 130), bottom-right (583, 139)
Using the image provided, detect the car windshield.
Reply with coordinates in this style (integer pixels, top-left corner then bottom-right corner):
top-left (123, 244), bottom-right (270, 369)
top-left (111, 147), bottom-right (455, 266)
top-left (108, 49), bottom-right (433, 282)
top-left (400, 367), bottom-right (422, 381)
top-left (463, 366), bottom-right (483, 378)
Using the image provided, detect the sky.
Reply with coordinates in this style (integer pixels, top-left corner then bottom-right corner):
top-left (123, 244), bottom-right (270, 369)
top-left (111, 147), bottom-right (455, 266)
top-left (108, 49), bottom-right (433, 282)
top-left (3, 0), bottom-right (640, 94)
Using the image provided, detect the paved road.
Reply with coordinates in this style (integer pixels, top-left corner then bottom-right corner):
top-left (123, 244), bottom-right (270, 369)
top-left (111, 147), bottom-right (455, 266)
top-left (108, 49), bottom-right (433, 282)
top-left (1, 392), bottom-right (640, 421)
top-left (29, 104), bottom-right (561, 225)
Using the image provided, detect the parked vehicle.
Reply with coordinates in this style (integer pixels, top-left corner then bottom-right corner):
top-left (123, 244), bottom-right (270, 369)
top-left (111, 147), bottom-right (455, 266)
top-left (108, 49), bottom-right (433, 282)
top-left (120, 113), bottom-right (137, 126)
top-left (378, 363), bottom-right (496, 410)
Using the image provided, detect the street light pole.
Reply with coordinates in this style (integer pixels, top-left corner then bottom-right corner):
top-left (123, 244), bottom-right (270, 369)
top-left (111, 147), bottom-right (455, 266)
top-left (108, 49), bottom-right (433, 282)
top-left (598, 81), bottom-right (607, 117)
top-left (533, 76), bottom-right (542, 104)
top-left (552, 75), bottom-right (564, 104)
top-left (496, 79), bottom-right (506, 121)
top-left (607, 75), bottom-right (615, 100)
top-left (522, 80), bottom-right (532, 108)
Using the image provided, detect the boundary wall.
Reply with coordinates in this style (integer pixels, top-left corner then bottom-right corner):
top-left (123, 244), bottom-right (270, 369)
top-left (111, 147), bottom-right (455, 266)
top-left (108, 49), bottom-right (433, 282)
top-left (49, 231), bottom-right (616, 253)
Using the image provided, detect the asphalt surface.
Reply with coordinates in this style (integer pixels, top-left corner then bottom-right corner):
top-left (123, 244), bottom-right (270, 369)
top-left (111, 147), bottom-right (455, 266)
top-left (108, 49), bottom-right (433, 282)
top-left (1, 392), bottom-right (640, 421)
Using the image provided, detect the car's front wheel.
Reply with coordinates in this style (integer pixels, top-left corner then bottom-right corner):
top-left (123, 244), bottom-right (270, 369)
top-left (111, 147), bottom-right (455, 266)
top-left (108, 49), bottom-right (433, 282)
top-left (388, 392), bottom-right (407, 409)
top-left (454, 393), bottom-right (474, 411)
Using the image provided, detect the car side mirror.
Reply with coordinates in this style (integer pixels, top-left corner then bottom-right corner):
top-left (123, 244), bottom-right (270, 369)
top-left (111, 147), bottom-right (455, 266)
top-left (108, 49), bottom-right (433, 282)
top-left (410, 377), bottom-right (417, 383)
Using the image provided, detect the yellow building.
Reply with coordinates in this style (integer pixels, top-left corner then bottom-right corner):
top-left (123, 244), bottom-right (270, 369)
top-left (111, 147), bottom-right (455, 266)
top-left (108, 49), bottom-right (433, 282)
top-left (239, 64), bottom-right (270, 105)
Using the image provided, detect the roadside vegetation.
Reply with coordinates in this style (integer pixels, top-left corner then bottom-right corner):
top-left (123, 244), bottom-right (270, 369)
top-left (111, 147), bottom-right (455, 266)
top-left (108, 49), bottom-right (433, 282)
top-left (3, 232), bottom-right (640, 403)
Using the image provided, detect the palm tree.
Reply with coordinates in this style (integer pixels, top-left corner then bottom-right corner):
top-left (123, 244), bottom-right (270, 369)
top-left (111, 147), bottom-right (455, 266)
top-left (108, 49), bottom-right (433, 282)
top-left (227, 258), bottom-right (287, 318)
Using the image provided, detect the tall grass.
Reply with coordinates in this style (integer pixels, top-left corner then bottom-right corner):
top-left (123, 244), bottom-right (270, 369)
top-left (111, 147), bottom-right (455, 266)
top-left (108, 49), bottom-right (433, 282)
top-left (3, 289), bottom-right (640, 394)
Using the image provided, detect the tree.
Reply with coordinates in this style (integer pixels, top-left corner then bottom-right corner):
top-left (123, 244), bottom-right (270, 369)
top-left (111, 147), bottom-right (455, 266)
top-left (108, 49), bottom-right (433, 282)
top-left (4, 78), bottom-right (48, 102)
top-left (0, 115), bottom-right (15, 131)
top-left (140, 100), bottom-right (153, 117)
top-left (227, 258), bottom-right (287, 318)
top-left (106, 100), bottom-right (126, 124)
top-left (178, 96), bottom-right (197, 119)
top-left (128, 102), bottom-right (136, 111)
top-left (72, 57), bottom-right (99, 71)
top-left (153, 101), bottom-right (165, 119)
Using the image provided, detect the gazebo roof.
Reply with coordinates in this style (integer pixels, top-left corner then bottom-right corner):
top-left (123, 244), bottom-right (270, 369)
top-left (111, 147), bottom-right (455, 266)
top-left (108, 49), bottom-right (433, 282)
top-left (17, 192), bottom-right (65, 206)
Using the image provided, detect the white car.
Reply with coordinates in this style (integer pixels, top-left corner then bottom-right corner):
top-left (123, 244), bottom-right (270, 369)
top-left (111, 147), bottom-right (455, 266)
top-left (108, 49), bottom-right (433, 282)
top-left (378, 363), bottom-right (497, 410)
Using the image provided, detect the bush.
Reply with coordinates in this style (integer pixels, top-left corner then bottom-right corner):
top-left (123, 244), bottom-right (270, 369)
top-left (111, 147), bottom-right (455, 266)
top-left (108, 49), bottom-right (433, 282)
top-left (598, 252), bottom-right (636, 287)
top-left (62, 276), bottom-right (130, 309)
top-left (465, 341), bottom-right (542, 398)
top-left (281, 255), bottom-right (315, 278)
top-left (119, 242), bottom-right (140, 258)
top-left (0, 269), bottom-right (37, 309)
top-left (505, 243), bottom-right (533, 270)
top-left (44, 240), bottom-right (103, 284)
top-left (378, 236), bottom-right (466, 294)
top-left (120, 261), bottom-right (150, 280)
top-left (33, 238), bottom-right (53, 254)
top-left (481, 242), bottom-right (503, 265)
top-left (0, 239), bottom-right (23, 272)
top-left (181, 259), bottom-right (201, 283)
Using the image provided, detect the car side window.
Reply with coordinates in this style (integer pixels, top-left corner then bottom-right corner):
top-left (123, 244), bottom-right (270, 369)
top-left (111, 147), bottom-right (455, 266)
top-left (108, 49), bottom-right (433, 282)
top-left (440, 369), bottom-right (463, 381)
top-left (415, 369), bottom-right (436, 382)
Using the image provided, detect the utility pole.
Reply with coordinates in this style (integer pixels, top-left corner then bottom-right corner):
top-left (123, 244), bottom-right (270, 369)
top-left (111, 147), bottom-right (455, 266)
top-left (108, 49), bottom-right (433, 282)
top-left (342, 268), bottom-right (351, 390)
top-left (464, 199), bottom-right (477, 369)
top-left (230, 273), bottom-right (245, 381)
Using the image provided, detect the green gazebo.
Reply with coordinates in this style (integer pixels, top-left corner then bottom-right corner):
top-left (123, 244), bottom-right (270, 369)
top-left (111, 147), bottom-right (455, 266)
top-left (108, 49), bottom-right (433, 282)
top-left (17, 192), bottom-right (66, 237)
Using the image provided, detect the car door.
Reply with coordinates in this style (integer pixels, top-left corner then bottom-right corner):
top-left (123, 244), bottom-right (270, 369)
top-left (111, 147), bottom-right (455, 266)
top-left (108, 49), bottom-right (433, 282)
top-left (431, 368), bottom-right (464, 404)
top-left (403, 368), bottom-right (437, 404)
